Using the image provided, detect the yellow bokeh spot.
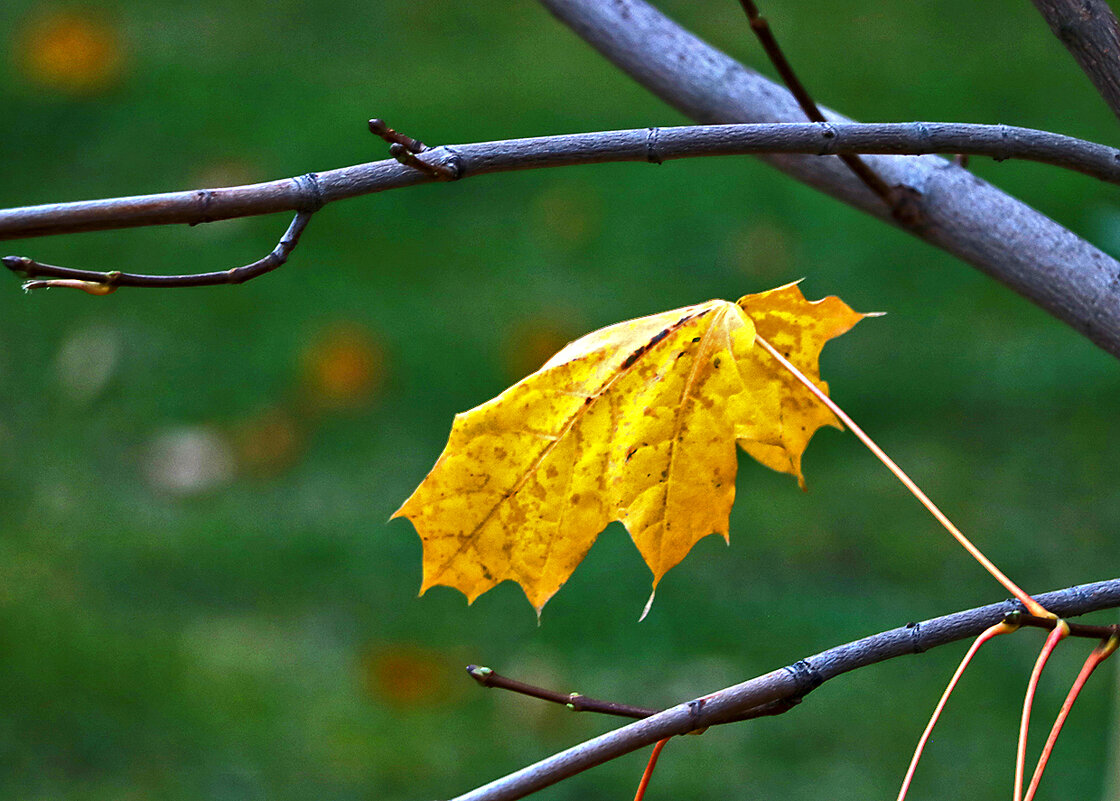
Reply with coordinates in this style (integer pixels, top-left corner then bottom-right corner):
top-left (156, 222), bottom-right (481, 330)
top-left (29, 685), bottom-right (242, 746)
top-left (17, 10), bottom-right (124, 95)
top-left (300, 322), bottom-right (385, 409)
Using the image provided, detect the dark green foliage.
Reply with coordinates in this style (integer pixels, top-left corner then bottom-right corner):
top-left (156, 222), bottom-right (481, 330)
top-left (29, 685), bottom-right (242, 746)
top-left (0, 1), bottom-right (1117, 799)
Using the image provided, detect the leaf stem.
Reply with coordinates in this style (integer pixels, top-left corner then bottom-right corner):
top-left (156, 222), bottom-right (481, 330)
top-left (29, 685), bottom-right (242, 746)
top-left (896, 621), bottom-right (1019, 801)
top-left (752, 333), bottom-right (1051, 618)
top-left (1014, 621), bottom-right (1070, 801)
top-left (633, 739), bottom-right (670, 801)
top-left (1023, 633), bottom-right (1119, 801)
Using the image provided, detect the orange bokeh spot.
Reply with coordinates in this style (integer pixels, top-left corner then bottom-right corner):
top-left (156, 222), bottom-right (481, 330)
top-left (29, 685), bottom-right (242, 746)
top-left (361, 645), bottom-right (449, 708)
top-left (17, 10), bottom-right (124, 95)
top-left (233, 406), bottom-right (303, 478)
top-left (300, 322), bottom-right (385, 409)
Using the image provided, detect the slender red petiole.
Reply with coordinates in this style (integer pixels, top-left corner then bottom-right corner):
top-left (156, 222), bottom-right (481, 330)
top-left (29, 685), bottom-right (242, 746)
top-left (1014, 620), bottom-right (1070, 801)
top-left (633, 738), bottom-right (670, 801)
top-left (754, 334), bottom-right (1051, 619)
top-left (896, 621), bottom-right (1018, 801)
top-left (1023, 633), bottom-right (1119, 801)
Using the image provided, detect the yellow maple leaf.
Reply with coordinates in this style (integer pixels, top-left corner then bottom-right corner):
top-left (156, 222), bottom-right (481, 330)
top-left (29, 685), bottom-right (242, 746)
top-left (394, 282), bottom-right (867, 613)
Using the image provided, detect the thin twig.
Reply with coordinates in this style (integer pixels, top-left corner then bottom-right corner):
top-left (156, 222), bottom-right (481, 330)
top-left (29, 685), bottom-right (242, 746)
top-left (467, 665), bottom-right (659, 719)
top-left (368, 118), bottom-right (429, 153)
top-left (449, 578), bottom-right (1120, 801)
top-left (8, 210), bottom-right (313, 291)
top-left (1029, 0), bottom-right (1120, 122)
top-left (736, 1), bottom-right (906, 220)
top-left (466, 665), bottom-right (803, 725)
top-left (388, 142), bottom-right (457, 178)
top-left (1008, 610), bottom-right (1119, 640)
top-left (368, 118), bottom-right (457, 180)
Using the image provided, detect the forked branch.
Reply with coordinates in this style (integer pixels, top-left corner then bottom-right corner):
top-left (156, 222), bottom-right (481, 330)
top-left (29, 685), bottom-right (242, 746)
top-left (4, 122), bottom-right (1118, 244)
top-left (6, 121), bottom-right (1120, 313)
top-left (10, 210), bottom-right (313, 290)
top-left (736, 0), bottom-right (908, 220)
top-left (450, 578), bottom-right (1120, 801)
top-left (539, 0), bottom-right (1120, 362)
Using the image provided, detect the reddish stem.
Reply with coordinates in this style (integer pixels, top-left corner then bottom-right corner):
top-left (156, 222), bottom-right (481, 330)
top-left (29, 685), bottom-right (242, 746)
top-left (1023, 633), bottom-right (1119, 801)
top-left (896, 621), bottom-right (1018, 801)
top-left (633, 738), bottom-right (670, 801)
top-left (1014, 621), bottom-right (1070, 801)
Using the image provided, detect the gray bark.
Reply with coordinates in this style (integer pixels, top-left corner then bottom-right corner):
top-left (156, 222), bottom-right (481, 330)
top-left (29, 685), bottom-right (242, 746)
top-left (1030, 0), bottom-right (1120, 122)
top-left (540, 0), bottom-right (1120, 357)
top-left (450, 578), bottom-right (1120, 801)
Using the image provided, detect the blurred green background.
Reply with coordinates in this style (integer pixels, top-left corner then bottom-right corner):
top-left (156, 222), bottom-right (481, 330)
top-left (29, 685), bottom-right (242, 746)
top-left (1, 1), bottom-right (1119, 799)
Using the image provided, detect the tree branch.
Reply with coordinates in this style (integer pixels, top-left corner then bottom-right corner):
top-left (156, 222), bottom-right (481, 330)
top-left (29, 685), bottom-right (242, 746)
top-left (10, 210), bottom-right (313, 290)
top-left (6, 122), bottom-right (1120, 297)
top-left (736, 0), bottom-right (902, 218)
top-left (448, 577), bottom-right (1120, 801)
top-left (465, 664), bottom-right (803, 724)
top-left (6, 123), bottom-right (1118, 242)
top-left (467, 665), bottom-right (660, 720)
top-left (539, 0), bottom-right (1120, 360)
top-left (1029, 0), bottom-right (1120, 122)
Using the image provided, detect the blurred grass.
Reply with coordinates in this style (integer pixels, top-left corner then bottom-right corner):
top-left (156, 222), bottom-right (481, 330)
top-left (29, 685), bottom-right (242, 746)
top-left (1, 1), bottom-right (1118, 799)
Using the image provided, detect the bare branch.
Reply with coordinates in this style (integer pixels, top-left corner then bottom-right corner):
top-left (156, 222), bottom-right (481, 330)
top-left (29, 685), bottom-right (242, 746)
top-left (465, 664), bottom-right (802, 724)
top-left (6, 123), bottom-right (1118, 242)
top-left (8, 210), bottom-right (313, 290)
top-left (539, 0), bottom-right (1120, 360)
top-left (448, 577), bottom-right (1120, 801)
top-left (736, 1), bottom-right (901, 218)
top-left (5, 121), bottom-right (1120, 299)
top-left (1030, 0), bottom-right (1120, 122)
top-left (467, 665), bottom-right (660, 720)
